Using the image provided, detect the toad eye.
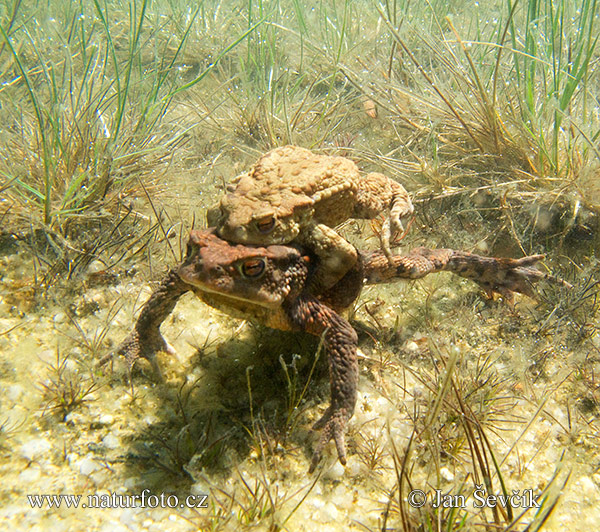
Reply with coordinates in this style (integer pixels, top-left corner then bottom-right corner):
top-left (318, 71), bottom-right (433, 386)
top-left (256, 216), bottom-right (276, 234)
top-left (241, 258), bottom-right (266, 278)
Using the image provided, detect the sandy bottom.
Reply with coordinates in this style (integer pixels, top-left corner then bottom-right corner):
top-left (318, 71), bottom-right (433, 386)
top-left (0, 241), bottom-right (599, 531)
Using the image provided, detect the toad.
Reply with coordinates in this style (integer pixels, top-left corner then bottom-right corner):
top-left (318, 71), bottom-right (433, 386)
top-left (207, 145), bottom-right (414, 292)
top-left (117, 229), bottom-right (568, 472)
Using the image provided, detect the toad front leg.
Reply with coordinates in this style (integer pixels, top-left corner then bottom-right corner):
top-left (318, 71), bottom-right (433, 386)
top-left (300, 223), bottom-right (358, 293)
top-left (117, 269), bottom-right (190, 380)
top-left (284, 294), bottom-right (359, 473)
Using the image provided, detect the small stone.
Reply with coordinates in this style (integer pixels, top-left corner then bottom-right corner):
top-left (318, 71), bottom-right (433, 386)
top-left (475, 240), bottom-right (489, 253)
top-left (374, 396), bottom-right (388, 413)
top-left (440, 466), bottom-right (454, 482)
top-left (6, 384), bottom-right (24, 401)
top-left (19, 438), bottom-right (52, 461)
top-left (98, 414), bottom-right (114, 425)
top-left (142, 415), bottom-right (159, 426)
top-left (324, 460), bottom-right (345, 480)
top-left (91, 470), bottom-right (109, 486)
top-left (19, 466), bottom-right (42, 483)
top-left (332, 484), bottom-right (354, 510)
top-left (53, 311), bottom-right (67, 324)
top-left (79, 456), bottom-right (102, 475)
top-left (405, 341), bottom-right (419, 353)
top-left (315, 501), bottom-right (339, 522)
top-left (347, 458), bottom-right (363, 477)
top-left (119, 509), bottom-right (137, 525)
top-left (100, 522), bottom-right (129, 532)
top-left (38, 349), bottom-right (56, 364)
top-left (578, 476), bottom-right (598, 503)
top-left (102, 434), bottom-right (120, 449)
top-left (310, 497), bottom-right (325, 509)
top-left (64, 411), bottom-right (86, 425)
top-left (122, 477), bottom-right (139, 491)
top-left (87, 260), bottom-right (106, 274)
top-left (191, 482), bottom-right (210, 496)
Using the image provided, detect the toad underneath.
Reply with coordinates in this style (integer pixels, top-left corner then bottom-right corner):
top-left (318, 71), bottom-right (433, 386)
top-left (117, 230), bottom-right (568, 472)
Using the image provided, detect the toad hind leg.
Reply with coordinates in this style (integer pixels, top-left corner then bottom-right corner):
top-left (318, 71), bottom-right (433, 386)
top-left (363, 248), bottom-right (572, 300)
top-left (354, 172), bottom-right (414, 259)
top-left (284, 294), bottom-right (359, 473)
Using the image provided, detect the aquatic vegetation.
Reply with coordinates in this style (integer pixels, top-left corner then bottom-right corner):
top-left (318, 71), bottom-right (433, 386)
top-left (374, 0), bottom-right (599, 174)
top-left (0, 415), bottom-right (25, 450)
top-left (0, 0), bottom-right (260, 280)
top-left (1, 1), bottom-right (181, 224)
top-left (38, 347), bottom-right (98, 420)
top-left (371, 340), bottom-right (570, 531)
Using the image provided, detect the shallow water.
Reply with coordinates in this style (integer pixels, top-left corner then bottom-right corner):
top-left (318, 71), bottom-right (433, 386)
top-left (1, 1), bottom-right (599, 531)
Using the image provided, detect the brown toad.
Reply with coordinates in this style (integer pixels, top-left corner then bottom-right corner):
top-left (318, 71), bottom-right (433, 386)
top-left (208, 145), bottom-right (414, 292)
top-left (117, 229), bottom-right (568, 472)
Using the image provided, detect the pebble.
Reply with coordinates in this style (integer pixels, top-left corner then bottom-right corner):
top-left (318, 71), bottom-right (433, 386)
top-left (101, 521), bottom-right (129, 532)
top-left (53, 311), bottom-right (67, 324)
top-left (310, 496), bottom-right (324, 509)
top-left (440, 466), bottom-right (454, 482)
top-left (142, 415), bottom-right (159, 426)
top-left (37, 349), bottom-right (56, 364)
top-left (405, 341), bottom-right (420, 353)
top-left (87, 260), bottom-right (106, 274)
top-left (475, 240), bottom-right (489, 253)
top-left (119, 508), bottom-right (137, 525)
top-left (578, 476), bottom-right (599, 504)
top-left (79, 456), bottom-right (102, 475)
top-left (123, 477), bottom-right (140, 491)
top-left (102, 434), bottom-right (120, 449)
top-left (19, 466), bottom-right (42, 483)
top-left (333, 484), bottom-right (354, 509)
top-left (98, 414), bottom-right (114, 425)
top-left (191, 481), bottom-right (210, 495)
top-left (19, 438), bottom-right (52, 461)
top-left (374, 396), bottom-right (389, 415)
top-left (314, 501), bottom-right (339, 522)
top-left (65, 411), bottom-right (86, 425)
top-left (324, 460), bottom-right (345, 480)
top-left (5, 384), bottom-right (24, 401)
top-left (346, 457), bottom-right (363, 477)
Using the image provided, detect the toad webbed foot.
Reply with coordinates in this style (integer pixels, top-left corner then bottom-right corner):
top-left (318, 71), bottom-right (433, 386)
top-left (309, 405), bottom-right (352, 473)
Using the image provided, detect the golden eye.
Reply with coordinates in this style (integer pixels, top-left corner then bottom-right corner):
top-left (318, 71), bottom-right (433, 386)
top-left (241, 258), bottom-right (266, 278)
top-left (256, 216), bottom-right (275, 233)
